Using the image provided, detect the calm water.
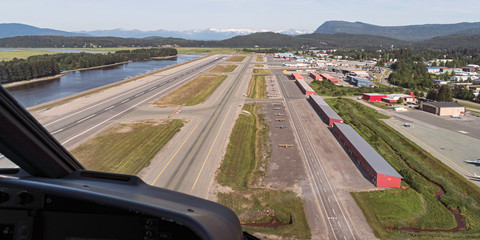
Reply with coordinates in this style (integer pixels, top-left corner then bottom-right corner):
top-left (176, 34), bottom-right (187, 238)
top-left (6, 55), bottom-right (204, 108)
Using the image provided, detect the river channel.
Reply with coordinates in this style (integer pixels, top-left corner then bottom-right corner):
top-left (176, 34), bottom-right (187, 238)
top-left (5, 55), bottom-right (204, 108)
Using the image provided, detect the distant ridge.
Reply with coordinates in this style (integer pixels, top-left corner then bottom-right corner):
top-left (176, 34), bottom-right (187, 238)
top-left (415, 34), bottom-right (480, 49)
top-left (314, 21), bottom-right (480, 41)
top-left (79, 28), bottom-right (310, 40)
top-left (0, 23), bottom-right (309, 41)
top-left (0, 23), bottom-right (88, 38)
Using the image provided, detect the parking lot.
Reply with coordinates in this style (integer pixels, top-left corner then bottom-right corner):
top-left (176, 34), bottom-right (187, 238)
top-left (397, 108), bottom-right (480, 140)
top-left (384, 118), bottom-right (480, 186)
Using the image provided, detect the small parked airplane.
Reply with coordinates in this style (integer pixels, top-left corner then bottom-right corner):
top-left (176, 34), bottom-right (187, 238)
top-left (465, 159), bottom-right (480, 165)
top-left (277, 125), bottom-right (288, 129)
top-left (278, 144), bottom-right (293, 148)
top-left (275, 118), bottom-right (286, 122)
top-left (275, 113), bottom-right (285, 116)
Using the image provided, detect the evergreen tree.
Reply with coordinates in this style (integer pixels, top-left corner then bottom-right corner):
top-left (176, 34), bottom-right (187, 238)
top-left (426, 89), bottom-right (438, 101)
top-left (437, 85), bottom-right (453, 102)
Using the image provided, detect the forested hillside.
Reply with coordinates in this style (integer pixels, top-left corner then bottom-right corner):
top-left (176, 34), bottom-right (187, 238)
top-left (0, 36), bottom-right (199, 48)
top-left (0, 33), bottom-right (408, 49)
top-left (0, 48), bottom-right (177, 84)
top-left (414, 34), bottom-right (480, 50)
top-left (314, 20), bottom-right (480, 41)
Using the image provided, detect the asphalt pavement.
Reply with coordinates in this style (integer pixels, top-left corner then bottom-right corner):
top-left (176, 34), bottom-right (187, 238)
top-left (272, 64), bottom-right (358, 240)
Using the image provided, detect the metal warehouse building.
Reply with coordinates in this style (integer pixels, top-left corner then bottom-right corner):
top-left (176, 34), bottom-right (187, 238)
top-left (291, 72), bottom-right (304, 80)
top-left (347, 76), bottom-right (374, 87)
top-left (310, 72), bottom-right (321, 81)
top-left (420, 102), bottom-right (466, 116)
top-left (295, 79), bottom-right (315, 96)
top-left (309, 95), bottom-right (344, 126)
top-left (362, 93), bottom-right (387, 102)
top-left (319, 73), bottom-right (339, 84)
top-left (332, 122), bottom-right (403, 188)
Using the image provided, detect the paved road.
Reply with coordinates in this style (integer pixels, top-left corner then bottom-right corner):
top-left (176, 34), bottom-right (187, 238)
top-left (44, 56), bottom-right (224, 147)
top-left (272, 66), bottom-right (357, 240)
top-left (140, 56), bottom-right (253, 197)
top-left (0, 55), bottom-right (224, 167)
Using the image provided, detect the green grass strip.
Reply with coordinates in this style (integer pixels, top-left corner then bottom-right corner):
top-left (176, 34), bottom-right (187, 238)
top-left (208, 64), bottom-right (237, 73)
top-left (217, 103), bottom-right (310, 239)
top-left (72, 119), bottom-right (183, 175)
top-left (247, 75), bottom-right (267, 99)
top-left (328, 98), bottom-right (480, 239)
top-left (157, 74), bottom-right (227, 106)
top-left (226, 56), bottom-right (246, 62)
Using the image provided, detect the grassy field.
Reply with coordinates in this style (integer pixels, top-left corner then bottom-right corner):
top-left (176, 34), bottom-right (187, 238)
top-left (156, 74), bottom-right (227, 106)
top-left (71, 119), bottom-right (183, 175)
top-left (247, 75), bottom-right (267, 99)
top-left (255, 64), bottom-right (264, 68)
top-left (0, 50), bottom-right (61, 61)
top-left (216, 103), bottom-right (310, 239)
top-left (256, 55), bottom-right (264, 62)
top-left (456, 99), bottom-right (480, 111)
top-left (327, 98), bottom-right (480, 239)
top-left (226, 56), bottom-right (246, 62)
top-left (311, 79), bottom-right (404, 97)
top-left (253, 69), bottom-right (271, 74)
top-left (0, 47), bottom-right (137, 61)
top-left (365, 100), bottom-right (391, 109)
top-left (208, 64), bottom-right (237, 73)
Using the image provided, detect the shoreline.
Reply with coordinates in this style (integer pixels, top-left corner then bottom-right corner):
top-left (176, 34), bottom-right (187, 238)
top-left (28, 54), bottom-right (208, 111)
top-left (2, 55), bottom-right (178, 89)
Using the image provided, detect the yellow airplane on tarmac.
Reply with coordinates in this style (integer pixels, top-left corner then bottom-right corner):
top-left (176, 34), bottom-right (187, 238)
top-left (278, 144), bottom-right (293, 148)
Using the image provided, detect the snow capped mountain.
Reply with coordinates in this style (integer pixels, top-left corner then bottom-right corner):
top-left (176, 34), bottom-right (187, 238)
top-left (80, 28), bottom-right (311, 40)
top-left (0, 23), bottom-right (310, 40)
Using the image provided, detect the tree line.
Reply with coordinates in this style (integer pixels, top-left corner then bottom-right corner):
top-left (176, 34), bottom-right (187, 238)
top-left (388, 60), bottom-right (433, 91)
top-left (0, 48), bottom-right (177, 84)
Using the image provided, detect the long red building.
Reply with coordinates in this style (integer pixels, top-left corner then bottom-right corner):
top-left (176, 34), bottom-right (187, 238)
top-left (310, 72), bottom-right (321, 80)
top-left (309, 95), bottom-right (344, 126)
top-left (332, 122), bottom-right (403, 188)
top-left (319, 73), bottom-right (339, 84)
top-left (291, 72), bottom-right (304, 80)
top-left (295, 79), bottom-right (315, 96)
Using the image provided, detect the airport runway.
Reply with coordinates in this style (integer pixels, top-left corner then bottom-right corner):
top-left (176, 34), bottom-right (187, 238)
top-left (272, 66), bottom-right (357, 240)
top-left (140, 56), bottom-right (253, 197)
top-left (0, 55), bottom-right (224, 168)
top-left (36, 55), bottom-right (224, 149)
top-left (2, 54), bottom-right (254, 200)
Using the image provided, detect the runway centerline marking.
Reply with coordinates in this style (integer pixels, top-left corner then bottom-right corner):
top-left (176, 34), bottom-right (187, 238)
top-left (190, 104), bottom-right (234, 194)
top-left (152, 120), bottom-right (201, 185)
top-left (61, 74), bottom-right (197, 145)
top-left (42, 57), bottom-right (216, 128)
top-left (77, 114), bottom-right (95, 123)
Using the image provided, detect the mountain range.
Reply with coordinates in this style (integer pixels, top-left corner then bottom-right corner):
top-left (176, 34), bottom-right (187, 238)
top-left (1, 22), bottom-right (480, 49)
top-left (79, 28), bottom-right (309, 40)
top-left (314, 21), bottom-right (480, 41)
top-left (0, 23), bottom-right (309, 40)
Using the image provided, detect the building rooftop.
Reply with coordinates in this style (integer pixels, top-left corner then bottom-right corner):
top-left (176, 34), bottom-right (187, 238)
top-left (426, 102), bottom-right (465, 108)
top-left (310, 95), bottom-right (343, 121)
top-left (363, 93), bottom-right (387, 96)
top-left (333, 122), bottom-right (403, 178)
top-left (296, 79), bottom-right (314, 93)
top-left (385, 94), bottom-right (414, 98)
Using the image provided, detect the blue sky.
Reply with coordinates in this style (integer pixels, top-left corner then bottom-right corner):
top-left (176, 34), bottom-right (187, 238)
top-left (2, 0), bottom-right (480, 31)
